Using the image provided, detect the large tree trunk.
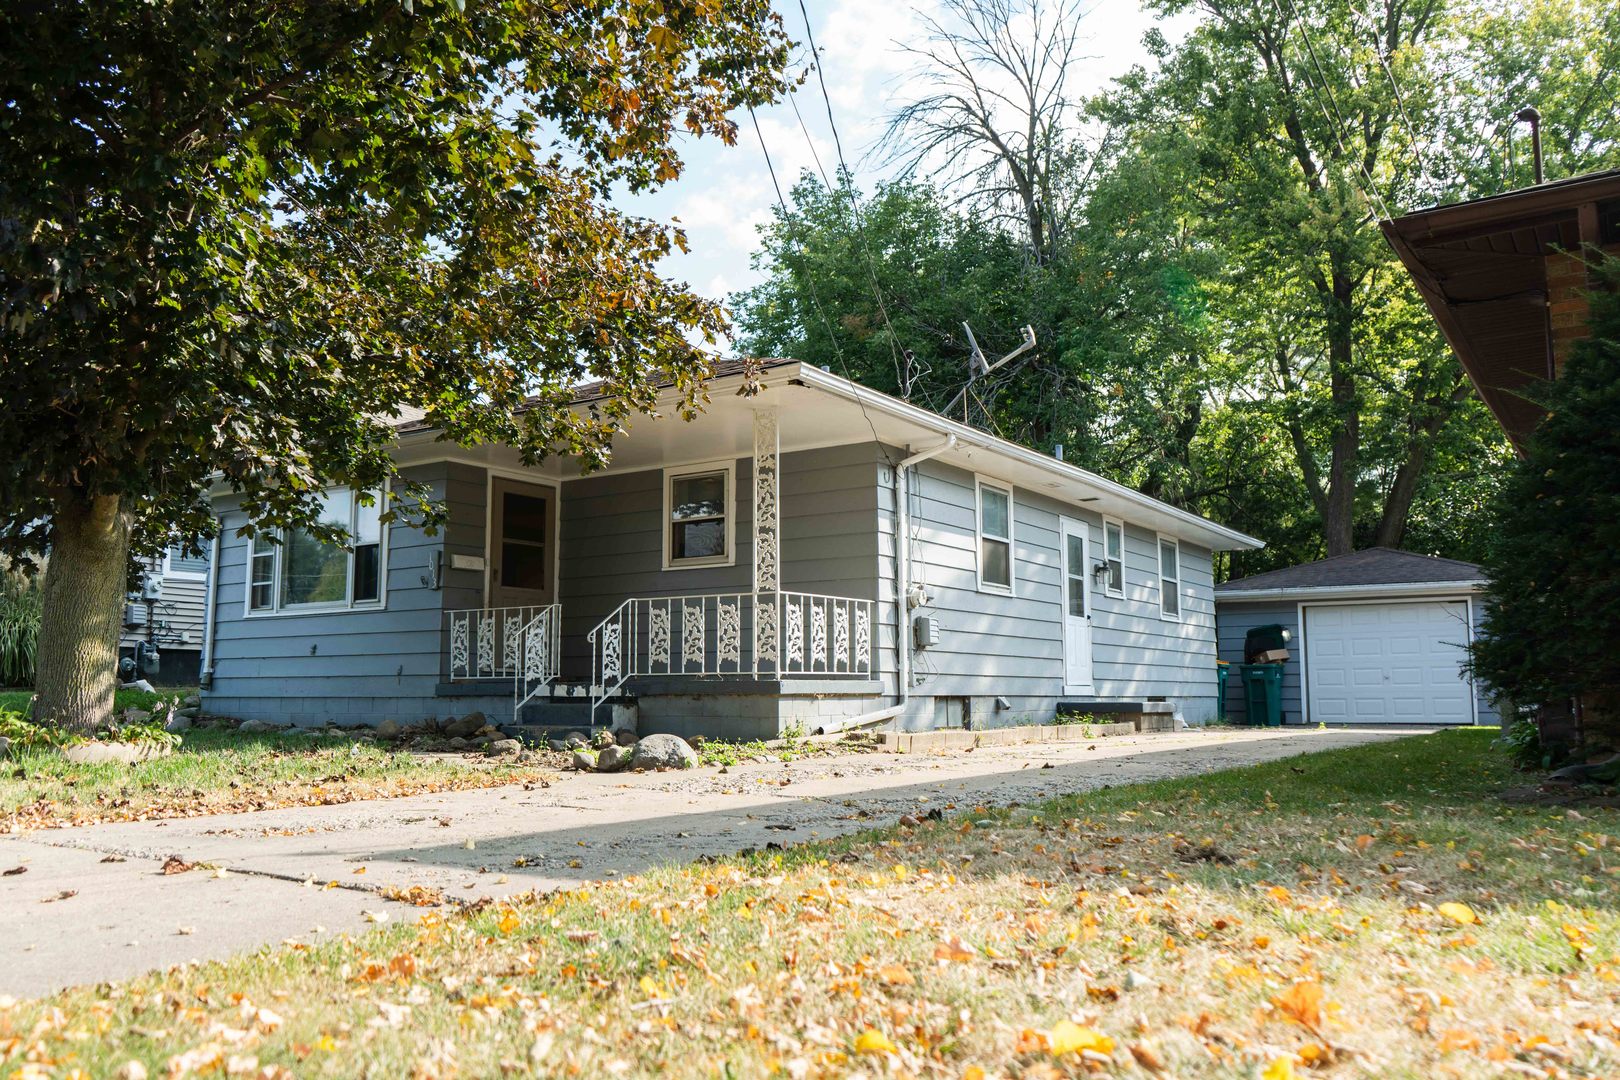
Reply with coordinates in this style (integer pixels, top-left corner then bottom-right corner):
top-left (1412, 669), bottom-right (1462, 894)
top-left (33, 492), bottom-right (131, 732)
top-left (1321, 271), bottom-right (1360, 557)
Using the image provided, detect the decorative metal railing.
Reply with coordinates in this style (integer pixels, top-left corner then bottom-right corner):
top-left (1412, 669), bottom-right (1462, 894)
top-left (587, 590), bottom-right (876, 723)
top-left (515, 604), bottom-right (563, 711)
top-left (446, 604), bottom-right (560, 682)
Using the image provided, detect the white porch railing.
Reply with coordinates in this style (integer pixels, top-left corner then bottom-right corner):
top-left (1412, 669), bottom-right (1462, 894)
top-left (587, 590), bottom-right (876, 723)
top-left (446, 604), bottom-right (559, 681)
top-left (516, 605), bottom-right (563, 711)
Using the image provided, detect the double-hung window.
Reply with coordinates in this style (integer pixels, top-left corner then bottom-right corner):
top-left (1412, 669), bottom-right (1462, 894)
top-left (663, 461), bottom-right (735, 569)
top-left (1102, 518), bottom-right (1125, 598)
top-left (1157, 535), bottom-right (1181, 620)
top-left (976, 479), bottom-right (1013, 592)
top-left (247, 487), bottom-right (386, 614)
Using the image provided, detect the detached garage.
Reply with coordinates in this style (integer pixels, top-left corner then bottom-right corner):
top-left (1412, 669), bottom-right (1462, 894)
top-left (1215, 549), bottom-right (1495, 726)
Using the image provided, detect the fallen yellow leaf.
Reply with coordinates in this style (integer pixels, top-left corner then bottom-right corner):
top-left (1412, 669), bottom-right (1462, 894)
top-left (1049, 1020), bottom-right (1114, 1057)
top-left (1261, 1056), bottom-right (1299, 1080)
top-left (1438, 902), bottom-right (1478, 926)
top-left (854, 1029), bottom-right (897, 1055)
top-left (1273, 981), bottom-right (1324, 1030)
top-left (878, 964), bottom-right (915, 986)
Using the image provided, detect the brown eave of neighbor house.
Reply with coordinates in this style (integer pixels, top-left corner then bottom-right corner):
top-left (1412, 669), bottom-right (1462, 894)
top-left (1381, 168), bottom-right (1620, 449)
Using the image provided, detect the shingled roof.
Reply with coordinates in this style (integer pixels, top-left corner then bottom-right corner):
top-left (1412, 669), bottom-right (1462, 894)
top-left (1216, 547), bottom-right (1484, 595)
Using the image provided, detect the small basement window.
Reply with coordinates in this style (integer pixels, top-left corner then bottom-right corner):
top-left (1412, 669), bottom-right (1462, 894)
top-left (247, 487), bottom-right (386, 615)
top-left (664, 461), bottom-right (735, 569)
top-left (977, 479), bottom-right (1013, 592)
top-left (1158, 535), bottom-right (1181, 621)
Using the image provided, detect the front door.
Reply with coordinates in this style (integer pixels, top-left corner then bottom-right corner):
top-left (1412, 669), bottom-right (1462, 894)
top-left (489, 477), bottom-right (556, 609)
top-left (1061, 519), bottom-right (1094, 691)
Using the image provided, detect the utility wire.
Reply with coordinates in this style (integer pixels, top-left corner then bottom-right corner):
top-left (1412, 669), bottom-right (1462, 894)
top-left (794, 0), bottom-right (914, 395)
top-left (747, 104), bottom-right (893, 464)
top-left (1269, 0), bottom-right (1395, 223)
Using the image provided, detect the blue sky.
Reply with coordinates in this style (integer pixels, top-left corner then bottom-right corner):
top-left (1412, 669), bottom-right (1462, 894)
top-left (617, 0), bottom-right (1194, 350)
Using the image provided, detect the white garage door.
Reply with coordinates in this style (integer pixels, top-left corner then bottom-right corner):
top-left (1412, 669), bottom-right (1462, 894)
top-left (1304, 601), bottom-right (1474, 724)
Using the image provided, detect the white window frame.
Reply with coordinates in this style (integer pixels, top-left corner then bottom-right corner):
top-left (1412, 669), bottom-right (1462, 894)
top-left (243, 486), bottom-right (389, 618)
top-left (1102, 517), bottom-right (1126, 599)
top-left (975, 476), bottom-right (1015, 594)
top-left (1157, 533), bottom-right (1182, 622)
top-left (161, 544), bottom-right (209, 581)
top-left (661, 459), bottom-right (737, 571)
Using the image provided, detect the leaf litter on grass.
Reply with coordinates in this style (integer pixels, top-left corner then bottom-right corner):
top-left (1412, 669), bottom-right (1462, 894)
top-left (0, 729), bottom-right (1617, 1079)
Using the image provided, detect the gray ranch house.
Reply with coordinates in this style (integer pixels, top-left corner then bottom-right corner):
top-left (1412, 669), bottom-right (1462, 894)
top-left (197, 360), bottom-right (1262, 739)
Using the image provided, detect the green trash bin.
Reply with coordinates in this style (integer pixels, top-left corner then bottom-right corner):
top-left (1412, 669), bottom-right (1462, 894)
top-left (1240, 663), bottom-right (1283, 727)
top-left (1216, 662), bottom-right (1230, 722)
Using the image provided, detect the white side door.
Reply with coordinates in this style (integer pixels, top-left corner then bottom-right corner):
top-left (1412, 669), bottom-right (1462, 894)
top-left (1060, 519), bottom-right (1094, 691)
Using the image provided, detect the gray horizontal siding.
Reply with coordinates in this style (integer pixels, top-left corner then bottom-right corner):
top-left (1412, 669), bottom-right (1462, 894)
top-left (887, 458), bottom-right (1221, 723)
top-left (1215, 593), bottom-right (1497, 725)
top-left (557, 444), bottom-right (886, 679)
top-left (202, 463), bottom-right (453, 724)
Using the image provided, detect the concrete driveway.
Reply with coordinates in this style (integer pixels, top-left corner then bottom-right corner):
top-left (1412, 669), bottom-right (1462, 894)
top-left (0, 726), bottom-right (1425, 997)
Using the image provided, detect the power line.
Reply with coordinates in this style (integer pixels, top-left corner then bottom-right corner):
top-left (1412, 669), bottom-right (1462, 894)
top-left (747, 104), bottom-right (893, 463)
top-left (794, 0), bottom-right (915, 395)
top-left (1269, 0), bottom-right (1395, 223)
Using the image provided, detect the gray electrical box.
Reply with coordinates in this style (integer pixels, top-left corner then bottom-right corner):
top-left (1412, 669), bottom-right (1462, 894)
top-left (913, 615), bottom-right (940, 649)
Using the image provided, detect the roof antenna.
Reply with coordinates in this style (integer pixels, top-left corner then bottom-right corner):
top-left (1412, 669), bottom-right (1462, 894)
top-left (1514, 107), bottom-right (1543, 185)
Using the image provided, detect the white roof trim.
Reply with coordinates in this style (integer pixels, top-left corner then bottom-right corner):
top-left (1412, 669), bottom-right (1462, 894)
top-left (1216, 579), bottom-right (1486, 602)
top-left (793, 363), bottom-right (1264, 552)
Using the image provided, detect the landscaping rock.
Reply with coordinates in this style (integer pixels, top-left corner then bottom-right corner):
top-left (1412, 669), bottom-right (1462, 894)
top-left (1549, 754), bottom-right (1620, 785)
top-left (163, 714), bottom-right (192, 734)
top-left (571, 748), bottom-right (597, 771)
top-left (626, 733), bottom-right (698, 771)
top-left (0, 736), bottom-right (10, 759)
top-left (183, 693), bottom-right (201, 708)
top-left (594, 744), bottom-right (628, 772)
top-left (62, 741), bottom-right (173, 765)
top-left (237, 719), bottom-right (280, 734)
top-left (443, 713), bottom-right (484, 739)
top-left (374, 718), bottom-right (403, 740)
top-left (486, 738), bottom-right (522, 756)
top-left (614, 729), bottom-right (638, 747)
top-left (174, 706), bottom-right (200, 718)
top-left (546, 739), bottom-right (569, 752)
top-left (591, 729), bottom-right (613, 750)
top-left (448, 737), bottom-right (470, 750)
top-left (563, 731), bottom-right (589, 749)
top-left (122, 707), bottom-right (153, 726)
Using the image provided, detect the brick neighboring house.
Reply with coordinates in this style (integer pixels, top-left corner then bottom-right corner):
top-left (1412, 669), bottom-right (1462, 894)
top-left (1382, 168), bottom-right (1620, 448)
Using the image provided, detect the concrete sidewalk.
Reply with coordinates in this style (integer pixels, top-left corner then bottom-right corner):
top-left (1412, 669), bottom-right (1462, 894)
top-left (0, 726), bottom-right (1422, 997)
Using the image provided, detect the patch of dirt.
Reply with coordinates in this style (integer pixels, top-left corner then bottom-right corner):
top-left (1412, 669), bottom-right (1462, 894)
top-left (1497, 782), bottom-right (1620, 808)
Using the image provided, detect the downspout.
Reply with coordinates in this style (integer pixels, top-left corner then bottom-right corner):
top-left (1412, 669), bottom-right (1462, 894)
top-left (198, 529), bottom-right (221, 690)
top-left (893, 436), bottom-right (957, 715)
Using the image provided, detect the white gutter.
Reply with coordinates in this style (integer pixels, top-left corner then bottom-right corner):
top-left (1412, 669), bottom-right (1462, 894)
top-left (794, 363), bottom-right (1264, 552)
top-left (894, 437), bottom-right (957, 714)
top-left (1215, 579), bottom-right (1486, 602)
top-left (198, 529), bottom-right (222, 690)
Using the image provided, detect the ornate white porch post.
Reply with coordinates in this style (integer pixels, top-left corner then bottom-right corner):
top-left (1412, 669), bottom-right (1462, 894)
top-left (753, 407), bottom-right (780, 675)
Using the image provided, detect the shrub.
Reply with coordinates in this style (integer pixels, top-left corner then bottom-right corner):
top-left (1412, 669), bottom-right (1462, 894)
top-left (1470, 258), bottom-right (1620, 757)
top-left (0, 570), bottom-right (43, 687)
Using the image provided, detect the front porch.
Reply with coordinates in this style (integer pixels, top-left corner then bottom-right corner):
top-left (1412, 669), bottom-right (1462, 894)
top-left (430, 404), bottom-right (890, 737)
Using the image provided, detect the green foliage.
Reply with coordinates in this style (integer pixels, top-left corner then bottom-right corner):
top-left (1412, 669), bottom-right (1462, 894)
top-left (0, 708), bottom-right (179, 751)
top-left (1470, 261), bottom-right (1620, 747)
top-left (0, 570), bottom-right (41, 687)
top-left (1496, 717), bottom-right (1548, 771)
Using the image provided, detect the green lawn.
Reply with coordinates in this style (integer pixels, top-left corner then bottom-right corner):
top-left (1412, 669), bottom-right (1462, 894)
top-left (2, 728), bottom-right (1616, 1079)
top-left (1, 727), bottom-right (557, 831)
top-left (0, 685), bottom-right (189, 716)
